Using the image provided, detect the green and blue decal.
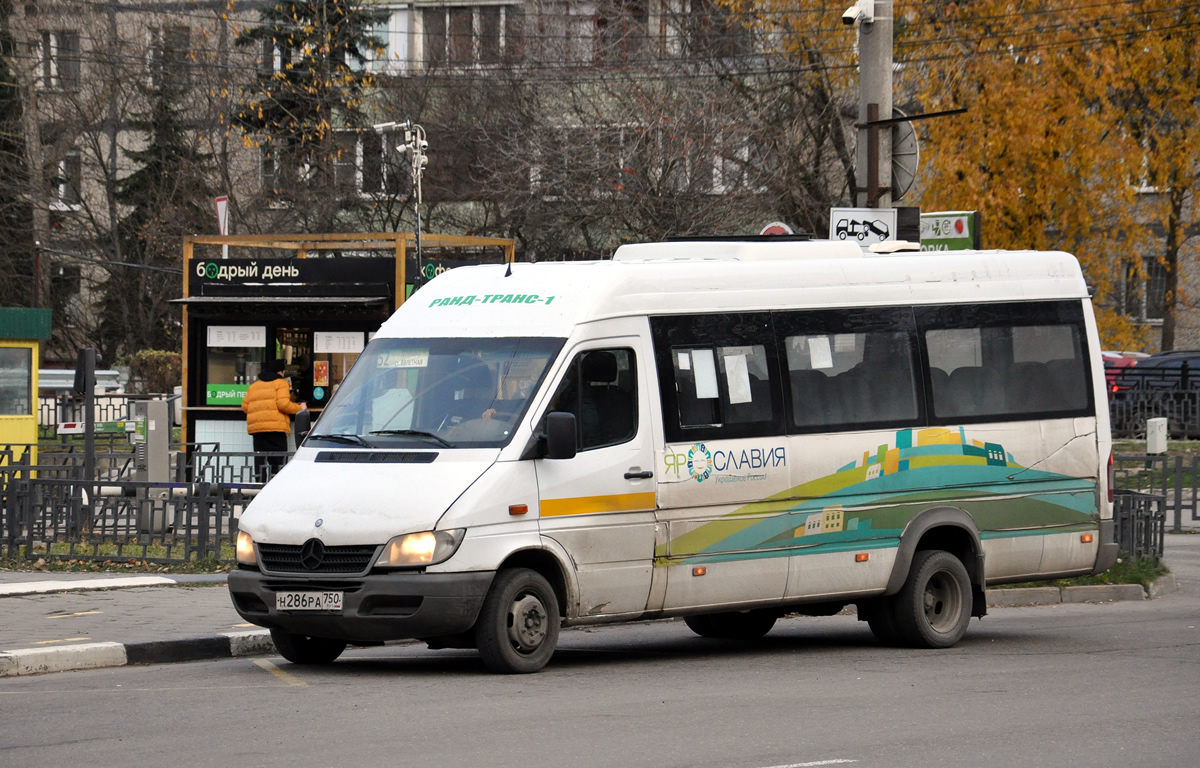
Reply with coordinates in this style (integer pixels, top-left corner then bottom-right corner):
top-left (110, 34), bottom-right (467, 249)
top-left (656, 426), bottom-right (1098, 566)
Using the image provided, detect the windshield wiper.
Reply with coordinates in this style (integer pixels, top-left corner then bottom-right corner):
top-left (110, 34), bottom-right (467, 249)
top-left (369, 429), bottom-right (454, 449)
top-left (308, 433), bottom-right (374, 447)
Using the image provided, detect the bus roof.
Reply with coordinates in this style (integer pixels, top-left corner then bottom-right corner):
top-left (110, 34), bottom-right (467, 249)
top-left (378, 243), bottom-right (1089, 339)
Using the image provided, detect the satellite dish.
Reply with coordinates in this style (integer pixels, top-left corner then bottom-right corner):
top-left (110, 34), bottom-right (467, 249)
top-left (892, 108), bottom-right (919, 200)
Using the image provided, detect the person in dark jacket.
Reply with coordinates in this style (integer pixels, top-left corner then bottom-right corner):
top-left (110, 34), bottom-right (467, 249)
top-left (240, 359), bottom-right (306, 482)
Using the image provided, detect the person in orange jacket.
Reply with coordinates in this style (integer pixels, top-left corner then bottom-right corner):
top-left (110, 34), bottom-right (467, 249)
top-left (241, 359), bottom-right (306, 482)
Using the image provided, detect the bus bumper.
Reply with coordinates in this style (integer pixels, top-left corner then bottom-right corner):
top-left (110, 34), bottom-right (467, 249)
top-left (228, 568), bottom-right (495, 643)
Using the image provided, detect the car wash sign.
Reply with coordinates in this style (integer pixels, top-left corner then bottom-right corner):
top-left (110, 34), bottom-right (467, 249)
top-left (829, 208), bottom-right (896, 246)
top-left (920, 211), bottom-right (978, 251)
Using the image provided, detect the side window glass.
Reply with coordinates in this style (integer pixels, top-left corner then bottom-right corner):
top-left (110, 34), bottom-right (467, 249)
top-left (778, 308), bottom-right (920, 432)
top-left (650, 313), bottom-right (782, 443)
top-left (918, 301), bottom-right (1093, 422)
top-left (671, 344), bottom-right (773, 428)
top-left (548, 348), bottom-right (637, 451)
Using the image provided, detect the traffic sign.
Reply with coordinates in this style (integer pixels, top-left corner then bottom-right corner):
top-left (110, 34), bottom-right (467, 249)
top-left (829, 208), bottom-right (897, 245)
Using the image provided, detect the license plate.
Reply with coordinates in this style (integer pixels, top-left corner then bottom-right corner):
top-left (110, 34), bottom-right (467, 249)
top-left (275, 591), bottom-right (343, 612)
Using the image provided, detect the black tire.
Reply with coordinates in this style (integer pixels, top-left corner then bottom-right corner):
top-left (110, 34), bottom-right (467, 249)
top-left (892, 550), bottom-right (972, 649)
top-left (858, 600), bottom-right (904, 646)
top-left (683, 609), bottom-right (777, 640)
top-left (475, 568), bottom-right (560, 674)
top-left (269, 629), bottom-right (347, 665)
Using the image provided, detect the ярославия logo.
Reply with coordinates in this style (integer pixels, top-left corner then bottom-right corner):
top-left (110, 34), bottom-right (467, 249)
top-left (664, 442), bottom-right (787, 483)
top-left (686, 443), bottom-right (713, 482)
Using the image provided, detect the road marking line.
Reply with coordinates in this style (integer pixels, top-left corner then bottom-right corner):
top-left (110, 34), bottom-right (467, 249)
top-left (762, 761), bottom-right (858, 768)
top-left (252, 658), bottom-right (307, 686)
top-left (31, 637), bottom-right (90, 645)
top-left (47, 611), bottom-right (103, 619)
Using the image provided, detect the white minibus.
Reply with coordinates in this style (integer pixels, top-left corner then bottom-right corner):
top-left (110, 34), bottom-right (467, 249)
top-left (229, 239), bottom-right (1117, 673)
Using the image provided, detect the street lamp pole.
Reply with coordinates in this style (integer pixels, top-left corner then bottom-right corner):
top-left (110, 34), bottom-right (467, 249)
top-left (372, 120), bottom-right (430, 283)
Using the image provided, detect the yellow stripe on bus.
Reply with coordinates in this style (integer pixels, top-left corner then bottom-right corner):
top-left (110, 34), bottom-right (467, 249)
top-left (540, 492), bottom-right (657, 517)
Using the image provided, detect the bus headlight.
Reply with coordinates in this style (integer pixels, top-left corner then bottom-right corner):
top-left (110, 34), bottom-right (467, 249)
top-left (376, 529), bottom-right (465, 568)
top-left (236, 531), bottom-right (257, 566)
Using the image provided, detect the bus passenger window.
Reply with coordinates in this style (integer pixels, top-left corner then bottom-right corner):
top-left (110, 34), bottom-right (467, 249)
top-left (919, 301), bottom-right (1092, 422)
top-left (784, 329), bottom-right (919, 430)
top-left (672, 345), bottom-right (774, 427)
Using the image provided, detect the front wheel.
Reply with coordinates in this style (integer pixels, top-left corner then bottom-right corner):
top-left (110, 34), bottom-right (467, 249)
top-left (892, 550), bottom-right (972, 648)
top-left (475, 568), bottom-right (560, 674)
top-left (270, 629), bottom-right (347, 665)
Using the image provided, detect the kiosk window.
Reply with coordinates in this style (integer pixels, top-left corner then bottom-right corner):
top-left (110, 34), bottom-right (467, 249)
top-left (548, 348), bottom-right (637, 451)
top-left (0, 347), bottom-right (33, 416)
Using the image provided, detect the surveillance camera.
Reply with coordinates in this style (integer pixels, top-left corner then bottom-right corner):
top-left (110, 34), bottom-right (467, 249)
top-left (842, 0), bottom-right (873, 26)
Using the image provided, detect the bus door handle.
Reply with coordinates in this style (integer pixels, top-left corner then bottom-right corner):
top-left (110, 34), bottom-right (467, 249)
top-left (624, 469), bottom-right (654, 480)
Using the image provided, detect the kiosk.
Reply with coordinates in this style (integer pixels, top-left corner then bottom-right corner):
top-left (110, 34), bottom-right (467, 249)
top-left (0, 307), bottom-right (52, 461)
top-left (176, 232), bottom-right (513, 452)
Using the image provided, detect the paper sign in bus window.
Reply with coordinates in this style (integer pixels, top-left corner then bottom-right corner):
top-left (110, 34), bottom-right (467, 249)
top-left (808, 336), bottom-right (834, 369)
top-left (378, 349), bottom-right (429, 368)
top-left (677, 351), bottom-right (691, 371)
top-left (691, 349), bottom-right (719, 399)
top-left (724, 354), bottom-right (752, 404)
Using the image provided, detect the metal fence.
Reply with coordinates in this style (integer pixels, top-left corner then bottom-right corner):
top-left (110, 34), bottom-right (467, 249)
top-left (1, 442), bottom-right (293, 564)
top-left (1, 445), bottom-right (1191, 566)
top-left (1112, 490), bottom-right (1166, 564)
top-left (1110, 390), bottom-right (1200, 439)
top-left (37, 393), bottom-right (172, 435)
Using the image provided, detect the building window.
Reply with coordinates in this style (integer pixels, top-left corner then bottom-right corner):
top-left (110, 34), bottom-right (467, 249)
top-left (422, 5), bottom-right (522, 68)
top-left (149, 26), bottom-right (191, 89)
top-left (537, 1), bottom-right (594, 64)
top-left (663, 0), bottom-right (751, 59)
top-left (595, 0), bottom-right (648, 65)
top-left (35, 30), bottom-right (81, 90)
top-left (53, 150), bottom-right (82, 207)
top-left (363, 8), bottom-right (410, 74)
top-left (1123, 257), bottom-right (1166, 323)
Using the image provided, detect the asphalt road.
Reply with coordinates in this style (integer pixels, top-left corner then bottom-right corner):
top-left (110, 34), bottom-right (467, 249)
top-left (2, 590), bottom-right (1197, 768)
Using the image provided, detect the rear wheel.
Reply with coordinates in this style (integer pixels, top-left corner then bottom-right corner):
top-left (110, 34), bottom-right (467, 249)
top-left (683, 609), bottom-right (777, 640)
top-left (892, 550), bottom-right (972, 648)
top-left (269, 629), bottom-right (347, 665)
top-left (475, 568), bottom-right (560, 674)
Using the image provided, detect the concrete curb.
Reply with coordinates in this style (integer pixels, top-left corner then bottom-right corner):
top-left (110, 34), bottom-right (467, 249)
top-left (0, 630), bottom-right (274, 678)
top-left (986, 573), bottom-right (1178, 607)
top-left (0, 574), bottom-right (228, 597)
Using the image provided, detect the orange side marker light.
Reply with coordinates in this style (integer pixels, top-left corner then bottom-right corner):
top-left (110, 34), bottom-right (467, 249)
top-left (1081, 533), bottom-right (1094, 543)
top-left (855, 553), bottom-right (870, 563)
top-left (692, 566), bottom-right (707, 577)
top-left (509, 504), bottom-right (528, 516)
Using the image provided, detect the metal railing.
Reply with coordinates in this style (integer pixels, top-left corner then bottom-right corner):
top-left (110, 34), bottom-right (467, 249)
top-left (1110, 390), bottom-right (1200, 439)
top-left (3, 446), bottom-right (1193, 566)
top-left (1112, 490), bottom-right (1166, 563)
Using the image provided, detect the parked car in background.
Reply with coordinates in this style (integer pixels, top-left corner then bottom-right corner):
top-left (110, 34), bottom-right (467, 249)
top-left (1111, 350), bottom-right (1200, 394)
top-left (1102, 350), bottom-right (1150, 397)
top-left (1110, 350), bottom-right (1200, 438)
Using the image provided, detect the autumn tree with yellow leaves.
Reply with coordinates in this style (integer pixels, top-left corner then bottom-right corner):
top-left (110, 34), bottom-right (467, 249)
top-left (893, 0), bottom-right (1200, 349)
top-left (727, 0), bottom-right (1199, 349)
top-left (234, 0), bottom-right (387, 230)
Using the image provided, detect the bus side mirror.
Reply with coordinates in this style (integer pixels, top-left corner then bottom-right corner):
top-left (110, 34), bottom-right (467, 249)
top-left (294, 409), bottom-right (312, 445)
top-left (544, 412), bottom-right (577, 460)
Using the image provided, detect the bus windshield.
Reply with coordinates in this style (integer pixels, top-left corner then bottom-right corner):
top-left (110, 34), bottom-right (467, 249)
top-left (309, 337), bottom-right (564, 449)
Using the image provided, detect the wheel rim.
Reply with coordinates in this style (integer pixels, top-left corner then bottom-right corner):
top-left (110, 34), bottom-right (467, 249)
top-left (923, 570), bottom-right (963, 633)
top-left (507, 592), bottom-right (548, 653)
